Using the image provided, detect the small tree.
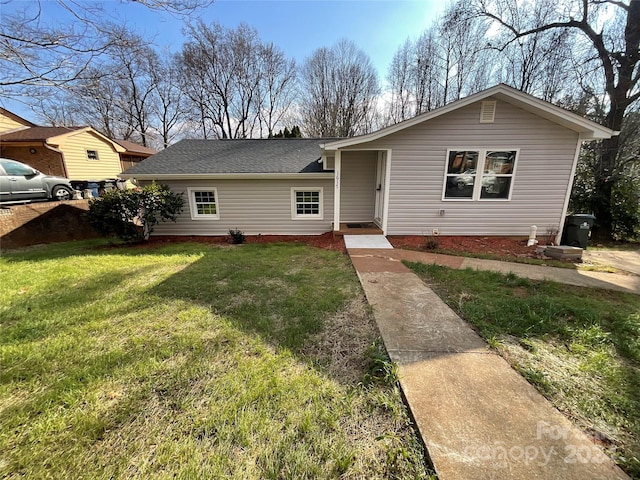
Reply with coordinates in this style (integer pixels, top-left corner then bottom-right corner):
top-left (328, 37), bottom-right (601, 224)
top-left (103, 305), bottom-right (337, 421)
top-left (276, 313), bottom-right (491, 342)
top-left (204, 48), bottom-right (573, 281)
top-left (87, 183), bottom-right (184, 242)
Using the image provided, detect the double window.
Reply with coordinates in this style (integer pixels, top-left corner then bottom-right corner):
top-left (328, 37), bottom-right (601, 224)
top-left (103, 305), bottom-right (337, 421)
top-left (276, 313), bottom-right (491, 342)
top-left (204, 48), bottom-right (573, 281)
top-left (443, 149), bottom-right (517, 200)
top-left (291, 188), bottom-right (323, 219)
top-left (188, 188), bottom-right (219, 219)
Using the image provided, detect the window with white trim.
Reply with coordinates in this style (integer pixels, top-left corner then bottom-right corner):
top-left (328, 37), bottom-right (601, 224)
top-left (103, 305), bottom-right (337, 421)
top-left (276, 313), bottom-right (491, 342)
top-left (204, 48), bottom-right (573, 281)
top-left (188, 188), bottom-right (219, 219)
top-left (291, 188), bottom-right (323, 219)
top-left (443, 149), bottom-right (517, 200)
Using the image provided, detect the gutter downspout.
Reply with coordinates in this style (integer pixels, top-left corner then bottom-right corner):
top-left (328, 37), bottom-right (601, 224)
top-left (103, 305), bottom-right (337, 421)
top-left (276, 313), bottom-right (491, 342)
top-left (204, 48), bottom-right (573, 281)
top-left (557, 134), bottom-right (584, 245)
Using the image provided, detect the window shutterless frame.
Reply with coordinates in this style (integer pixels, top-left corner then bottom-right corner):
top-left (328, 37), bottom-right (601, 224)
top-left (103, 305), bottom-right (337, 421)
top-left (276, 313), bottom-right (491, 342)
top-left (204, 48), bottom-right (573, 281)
top-left (86, 150), bottom-right (99, 161)
top-left (187, 187), bottom-right (220, 220)
top-left (291, 187), bottom-right (323, 219)
top-left (442, 148), bottom-right (519, 201)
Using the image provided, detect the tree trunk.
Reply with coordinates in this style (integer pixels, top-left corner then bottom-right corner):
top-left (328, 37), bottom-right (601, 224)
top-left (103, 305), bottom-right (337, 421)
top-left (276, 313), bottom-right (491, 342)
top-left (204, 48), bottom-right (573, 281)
top-left (590, 90), bottom-right (626, 240)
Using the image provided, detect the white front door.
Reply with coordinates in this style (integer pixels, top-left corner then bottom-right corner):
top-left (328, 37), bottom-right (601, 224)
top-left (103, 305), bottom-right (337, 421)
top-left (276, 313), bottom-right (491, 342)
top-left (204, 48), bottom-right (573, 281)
top-left (374, 151), bottom-right (386, 227)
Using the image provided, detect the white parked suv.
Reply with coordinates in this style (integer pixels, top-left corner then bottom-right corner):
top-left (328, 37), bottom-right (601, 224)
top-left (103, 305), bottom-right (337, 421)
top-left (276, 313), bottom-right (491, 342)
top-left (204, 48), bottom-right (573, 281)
top-left (0, 158), bottom-right (74, 203)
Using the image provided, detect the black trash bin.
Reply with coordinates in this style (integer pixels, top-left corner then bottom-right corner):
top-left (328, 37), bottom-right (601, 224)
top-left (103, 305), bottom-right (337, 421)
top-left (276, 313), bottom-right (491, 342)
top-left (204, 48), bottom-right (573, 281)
top-left (562, 214), bottom-right (596, 249)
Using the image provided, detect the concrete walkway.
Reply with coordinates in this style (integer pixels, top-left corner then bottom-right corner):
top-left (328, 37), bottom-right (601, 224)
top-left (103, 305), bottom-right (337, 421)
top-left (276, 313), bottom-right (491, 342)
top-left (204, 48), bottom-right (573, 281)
top-left (583, 248), bottom-right (640, 276)
top-left (361, 249), bottom-right (640, 295)
top-left (345, 238), bottom-right (630, 479)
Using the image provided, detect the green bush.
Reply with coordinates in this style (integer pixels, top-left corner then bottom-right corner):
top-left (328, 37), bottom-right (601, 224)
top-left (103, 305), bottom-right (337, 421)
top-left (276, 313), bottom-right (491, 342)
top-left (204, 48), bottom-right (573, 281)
top-left (87, 183), bottom-right (184, 243)
top-left (228, 228), bottom-right (245, 244)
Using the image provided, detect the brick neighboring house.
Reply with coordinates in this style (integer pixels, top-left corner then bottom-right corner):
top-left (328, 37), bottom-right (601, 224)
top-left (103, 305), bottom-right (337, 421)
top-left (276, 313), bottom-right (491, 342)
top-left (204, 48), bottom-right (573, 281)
top-left (0, 107), bottom-right (155, 183)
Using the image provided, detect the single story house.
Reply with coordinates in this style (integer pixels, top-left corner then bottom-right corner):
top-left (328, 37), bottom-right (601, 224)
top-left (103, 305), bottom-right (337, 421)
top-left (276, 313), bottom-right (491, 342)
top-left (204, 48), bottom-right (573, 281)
top-left (0, 108), bottom-right (155, 182)
top-left (121, 84), bottom-right (616, 241)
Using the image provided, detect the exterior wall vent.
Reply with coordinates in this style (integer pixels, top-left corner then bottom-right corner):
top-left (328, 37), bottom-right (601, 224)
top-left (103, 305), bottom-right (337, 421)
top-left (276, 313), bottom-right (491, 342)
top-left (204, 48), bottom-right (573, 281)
top-left (480, 100), bottom-right (497, 123)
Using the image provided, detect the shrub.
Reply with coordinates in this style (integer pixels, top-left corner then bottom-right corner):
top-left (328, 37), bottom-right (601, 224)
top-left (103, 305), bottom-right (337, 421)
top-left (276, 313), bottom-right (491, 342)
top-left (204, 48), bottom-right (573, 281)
top-left (424, 236), bottom-right (439, 250)
top-left (87, 183), bottom-right (184, 243)
top-left (228, 228), bottom-right (245, 244)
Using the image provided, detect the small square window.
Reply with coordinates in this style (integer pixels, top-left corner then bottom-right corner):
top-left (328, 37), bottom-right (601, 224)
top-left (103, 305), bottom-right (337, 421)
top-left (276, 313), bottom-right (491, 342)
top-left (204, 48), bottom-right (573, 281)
top-left (291, 188), bottom-right (323, 219)
top-left (188, 188), bottom-right (219, 220)
top-left (86, 150), bottom-right (99, 161)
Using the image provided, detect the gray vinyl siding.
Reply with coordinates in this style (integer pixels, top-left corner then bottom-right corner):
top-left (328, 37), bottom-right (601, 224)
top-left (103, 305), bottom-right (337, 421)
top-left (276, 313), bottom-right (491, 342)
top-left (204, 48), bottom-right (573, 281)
top-left (148, 178), bottom-right (334, 236)
top-left (340, 151), bottom-right (376, 222)
top-left (343, 98), bottom-right (579, 236)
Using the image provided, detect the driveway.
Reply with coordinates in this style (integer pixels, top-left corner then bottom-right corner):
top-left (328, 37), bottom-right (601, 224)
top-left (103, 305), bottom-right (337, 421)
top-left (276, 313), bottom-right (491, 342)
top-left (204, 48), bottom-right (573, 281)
top-left (582, 249), bottom-right (640, 276)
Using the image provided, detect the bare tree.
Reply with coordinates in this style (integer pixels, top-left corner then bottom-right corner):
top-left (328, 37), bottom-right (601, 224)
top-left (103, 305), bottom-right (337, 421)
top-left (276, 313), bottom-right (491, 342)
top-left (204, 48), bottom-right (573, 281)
top-left (151, 56), bottom-right (189, 149)
top-left (385, 1), bottom-right (495, 125)
top-left (414, 29), bottom-right (446, 113)
top-left (179, 22), bottom-right (296, 139)
top-left (386, 39), bottom-right (415, 124)
top-left (474, 0), bottom-right (640, 239)
top-left (256, 43), bottom-right (297, 137)
top-left (385, 30), bottom-right (446, 125)
top-left (300, 39), bottom-right (379, 137)
top-left (107, 31), bottom-right (159, 146)
top-left (438, 1), bottom-right (493, 103)
top-left (0, 0), bottom-right (212, 97)
top-left (489, 0), bottom-right (574, 102)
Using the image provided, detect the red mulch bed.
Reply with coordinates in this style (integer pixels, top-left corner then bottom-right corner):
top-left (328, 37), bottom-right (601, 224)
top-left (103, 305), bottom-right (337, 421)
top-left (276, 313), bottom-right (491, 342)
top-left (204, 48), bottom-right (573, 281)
top-left (388, 235), bottom-right (535, 257)
top-left (147, 233), bottom-right (538, 258)
top-left (149, 232), bottom-right (348, 253)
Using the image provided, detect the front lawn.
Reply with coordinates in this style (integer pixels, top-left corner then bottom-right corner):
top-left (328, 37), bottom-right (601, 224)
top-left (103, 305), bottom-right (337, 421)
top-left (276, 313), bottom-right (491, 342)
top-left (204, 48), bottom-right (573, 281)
top-left (406, 261), bottom-right (640, 478)
top-left (0, 240), bottom-right (430, 479)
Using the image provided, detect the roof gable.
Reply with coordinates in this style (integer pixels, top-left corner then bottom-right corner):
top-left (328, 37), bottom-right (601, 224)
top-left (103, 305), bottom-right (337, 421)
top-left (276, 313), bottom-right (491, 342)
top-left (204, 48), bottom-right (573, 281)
top-left (46, 127), bottom-right (126, 152)
top-left (0, 107), bottom-right (36, 130)
top-left (324, 84), bottom-right (616, 150)
top-left (0, 124), bottom-right (126, 153)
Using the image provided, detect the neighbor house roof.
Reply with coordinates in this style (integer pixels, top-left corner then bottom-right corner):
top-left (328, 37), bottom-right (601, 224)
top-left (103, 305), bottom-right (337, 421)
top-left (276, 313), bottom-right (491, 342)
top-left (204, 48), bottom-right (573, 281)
top-left (114, 139), bottom-right (157, 156)
top-left (122, 138), bottom-right (338, 178)
top-left (324, 83), bottom-right (617, 150)
top-left (0, 125), bottom-right (126, 153)
top-left (0, 107), bottom-right (36, 128)
top-left (0, 126), bottom-right (83, 142)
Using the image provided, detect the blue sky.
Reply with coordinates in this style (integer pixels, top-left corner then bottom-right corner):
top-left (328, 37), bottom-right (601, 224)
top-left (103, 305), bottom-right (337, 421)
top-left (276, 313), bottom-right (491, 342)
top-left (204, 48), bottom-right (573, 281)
top-left (2, 0), bottom-right (448, 120)
top-left (113, 0), bottom-right (447, 73)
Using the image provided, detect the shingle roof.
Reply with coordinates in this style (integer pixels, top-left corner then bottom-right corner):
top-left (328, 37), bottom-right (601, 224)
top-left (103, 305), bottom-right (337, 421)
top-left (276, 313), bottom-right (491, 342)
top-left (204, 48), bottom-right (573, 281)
top-left (114, 139), bottom-right (156, 156)
top-left (0, 126), bottom-right (84, 142)
top-left (123, 138), bottom-right (339, 175)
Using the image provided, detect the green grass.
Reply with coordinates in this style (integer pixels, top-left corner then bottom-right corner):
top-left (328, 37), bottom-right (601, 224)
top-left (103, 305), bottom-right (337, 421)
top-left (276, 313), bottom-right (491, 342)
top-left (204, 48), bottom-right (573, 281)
top-left (406, 261), bottom-right (640, 478)
top-left (0, 240), bottom-right (432, 479)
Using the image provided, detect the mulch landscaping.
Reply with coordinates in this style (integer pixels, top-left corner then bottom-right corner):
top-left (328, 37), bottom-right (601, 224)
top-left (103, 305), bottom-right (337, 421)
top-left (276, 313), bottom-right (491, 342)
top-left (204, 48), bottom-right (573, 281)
top-left (387, 235), bottom-right (536, 257)
top-left (149, 233), bottom-right (539, 258)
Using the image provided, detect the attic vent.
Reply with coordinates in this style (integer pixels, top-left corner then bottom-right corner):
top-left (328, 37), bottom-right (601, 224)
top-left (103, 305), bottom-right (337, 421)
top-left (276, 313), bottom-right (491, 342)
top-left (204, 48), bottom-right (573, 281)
top-left (480, 100), bottom-right (497, 123)
top-left (323, 155), bottom-right (335, 170)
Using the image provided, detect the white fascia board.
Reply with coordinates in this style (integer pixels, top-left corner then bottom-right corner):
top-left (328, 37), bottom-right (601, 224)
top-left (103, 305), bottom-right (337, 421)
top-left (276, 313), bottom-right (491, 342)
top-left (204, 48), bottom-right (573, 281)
top-left (323, 84), bottom-right (616, 150)
top-left (119, 173), bottom-right (336, 180)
